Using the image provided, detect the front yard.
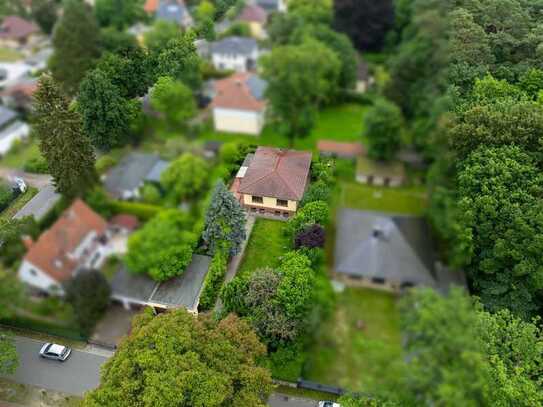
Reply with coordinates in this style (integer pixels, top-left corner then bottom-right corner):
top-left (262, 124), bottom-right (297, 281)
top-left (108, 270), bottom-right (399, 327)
top-left (199, 103), bottom-right (368, 151)
top-left (303, 287), bottom-right (402, 392)
top-left (0, 139), bottom-right (42, 169)
top-left (0, 47), bottom-right (23, 62)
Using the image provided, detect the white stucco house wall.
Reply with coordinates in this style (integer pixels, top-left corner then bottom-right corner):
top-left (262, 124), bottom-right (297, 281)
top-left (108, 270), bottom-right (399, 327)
top-left (0, 106), bottom-right (29, 156)
top-left (211, 72), bottom-right (268, 136)
top-left (211, 36), bottom-right (259, 72)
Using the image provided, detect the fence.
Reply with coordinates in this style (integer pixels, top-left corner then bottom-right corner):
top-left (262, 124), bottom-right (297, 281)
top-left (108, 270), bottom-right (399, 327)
top-left (297, 379), bottom-right (345, 396)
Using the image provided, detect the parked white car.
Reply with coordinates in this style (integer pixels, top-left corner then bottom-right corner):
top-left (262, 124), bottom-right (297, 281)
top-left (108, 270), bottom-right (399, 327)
top-left (39, 343), bottom-right (72, 361)
top-left (318, 402), bottom-right (341, 407)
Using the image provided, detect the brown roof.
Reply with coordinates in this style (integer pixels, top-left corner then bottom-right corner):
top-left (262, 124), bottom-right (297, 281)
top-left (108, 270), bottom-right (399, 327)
top-left (239, 4), bottom-right (268, 24)
top-left (144, 0), bottom-right (159, 13)
top-left (0, 82), bottom-right (38, 99)
top-left (110, 214), bottom-right (139, 231)
top-left (24, 199), bottom-right (108, 283)
top-left (0, 16), bottom-right (38, 40)
top-left (239, 147), bottom-right (312, 201)
top-left (317, 140), bottom-right (364, 158)
top-left (211, 72), bottom-right (266, 112)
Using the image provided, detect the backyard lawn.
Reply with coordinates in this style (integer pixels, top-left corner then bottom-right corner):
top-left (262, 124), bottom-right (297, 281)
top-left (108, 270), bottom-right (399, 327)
top-left (303, 287), bottom-right (402, 392)
top-left (237, 218), bottom-right (288, 277)
top-left (340, 182), bottom-right (428, 216)
top-left (0, 140), bottom-right (42, 169)
top-left (0, 47), bottom-right (23, 62)
top-left (199, 103), bottom-right (368, 151)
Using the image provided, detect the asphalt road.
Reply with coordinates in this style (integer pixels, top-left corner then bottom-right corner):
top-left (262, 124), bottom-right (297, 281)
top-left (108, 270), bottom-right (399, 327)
top-left (1, 336), bottom-right (107, 396)
top-left (2, 336), bottom-right (323, 406)
top-left (0, 167), bottom-right (52, 189)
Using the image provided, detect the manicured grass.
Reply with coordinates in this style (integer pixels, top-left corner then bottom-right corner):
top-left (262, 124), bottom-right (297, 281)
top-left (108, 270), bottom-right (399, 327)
top-left (340, 182), bottom-right (427, 216)
top-left (303, 288), bottom-right (402, 392)
top-left (0, 139), bottom-right (42, 169)
top-left (200, 103), bottom-right (368, 151)
top-left (0, 47), bottom-right (23, 62)
top-left (0, 187), bottom-right (38, 221)
top-left (237, 218), bottom-right (288, 277)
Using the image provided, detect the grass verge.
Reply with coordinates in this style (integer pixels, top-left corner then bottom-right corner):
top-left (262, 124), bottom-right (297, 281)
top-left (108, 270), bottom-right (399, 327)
top-left (0, 187), bottom-right (38, 221)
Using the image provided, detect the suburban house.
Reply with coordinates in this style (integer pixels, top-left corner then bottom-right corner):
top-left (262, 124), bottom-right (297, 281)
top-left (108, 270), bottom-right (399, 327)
top-left (256, 0), bottom-right (287, 12)
top-left (18, 200), bottom-right (119, 294)
top-left (104, 153), bottom-right (169, 200)
top-left (144, 0), bottom-right (193, 28)
top-left (334, 208), bottom-right (465, 292)
top-left (211, 72), bottom-right (267, 135)
top-left (111, 254), bottom-right (211, 314)
top-left (0, 105), bottom-right (30, 156)
top-left (211, 36), bottom-right (259, 72)
top-left (236, 147), bottom-right (312, 218)
top-left (0, 76), bottom-right (37, 112)
top-left (238, 4), bottom-right (268, 39)
top-left (0, 16), bottom-right (39, 48)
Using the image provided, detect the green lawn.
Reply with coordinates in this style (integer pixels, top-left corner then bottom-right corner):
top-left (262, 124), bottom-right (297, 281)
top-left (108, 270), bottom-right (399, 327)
top-left (0, 187), bottom-right (38, 221)
top-left (340, 182), bottom-right (428, 216)
top-left (303, 288), bottom-right (402, 392)
top-left (0, 47), bottom-right (23, 62)
top-left (200, 103), bottom-right (368, 151)
top-left (0, 139), bottom-right (42, 169)
top-left (237, 218), bottom-right (288, 277)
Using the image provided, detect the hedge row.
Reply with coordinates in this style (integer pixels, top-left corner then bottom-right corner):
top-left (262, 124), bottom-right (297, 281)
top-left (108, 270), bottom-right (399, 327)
top-left (198, 250), bottom-right (228, 312)
top-left (109, 200), bottom-right (164, 221)
top-left (1, 316), bottom-right (87, 341)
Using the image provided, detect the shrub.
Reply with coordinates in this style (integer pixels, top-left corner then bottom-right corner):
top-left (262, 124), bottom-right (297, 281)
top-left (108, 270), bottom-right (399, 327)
top-left (221, 275), bottom-right (250, 316)
top-left (85, 187), bottom-right (113, 218)
top-left (294, 224), bottom-right (325, 249)
top-left (0, 183), bottom-right (14, 211)
top-left (109, 200), bottom-right (163, 221)
top-left (23, 157), bottom-right (49, 174)
top-left (64, 270), bottom-right (111, 336)
top-left (286, 200), bottom-right (329, 238)
top-left (140, 183), bottom-right (162, 205)
top-left (95, 155), bottom-right (118, 174)
top-left (198, 249), bottom-right (228, 311)
top-left (300, 180), bottom-right (330, 207)
top-left (267, 341), bottom-right (306, 381)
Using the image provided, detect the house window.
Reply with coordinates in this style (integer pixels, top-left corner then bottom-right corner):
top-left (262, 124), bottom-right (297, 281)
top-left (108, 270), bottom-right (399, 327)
top-left (372, 277), bottom-right (386, 285)
top-left (251, 196), bottom-right (263, 204)
top-left (276, 199), bottom-right (288, 207)
top-left (29, 268), bottom-right (37, 277)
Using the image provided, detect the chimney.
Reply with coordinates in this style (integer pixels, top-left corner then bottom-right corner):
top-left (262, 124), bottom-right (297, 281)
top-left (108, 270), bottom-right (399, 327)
top-left (22, 235), bottom-right (33, 250)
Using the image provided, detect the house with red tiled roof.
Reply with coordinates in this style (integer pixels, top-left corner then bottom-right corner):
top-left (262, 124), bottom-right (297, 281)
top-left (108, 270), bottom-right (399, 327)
top-left (211, 72), bottom-right (268, 135)
top-left (238, 4), bottom-right (268, 39)
top-left (18, 200), bottom-right (119, 294)
top-left (237, 147), bottom-right (312, 218)
top-left (0, 16), bottom-right (39, 48)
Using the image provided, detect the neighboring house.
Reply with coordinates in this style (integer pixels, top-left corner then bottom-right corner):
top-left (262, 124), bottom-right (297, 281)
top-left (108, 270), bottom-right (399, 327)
top-left (238, 4), bottom-right (268, 39)
top-left (334, 208), bottom-right (465, 292)
top-left (0, 106), bottom-right (30, 156)
top-left (0, 16), bottom-right (39, 49)
top-left (145, 0), bottom-right (193, 28)
top-left (237, 147), bottom-right (312, 218)
top-left (317, 140), bottom-right (364, 159)
top-left (13, 184), bottom-right (61, 222)
top-left (256, 0), bottom-right (287, 13)
top-left (18, 200), bottom-right (117, 294)
top-left (111, 254), bottom-right (212, 314)
top-left (211, 36), bottom-right (259, 72)
top-left (0, 76), bottom-right (38, 112)
top-left (211, 72), bottom-right (267, 135)
top-left (104, 153), bottom-right (169, 200)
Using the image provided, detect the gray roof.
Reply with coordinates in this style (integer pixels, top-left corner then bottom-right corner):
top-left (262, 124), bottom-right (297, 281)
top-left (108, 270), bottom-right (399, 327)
top-left (111, 255), bottom-right (212, 311)
top-left (0, 121), bottom-right (25, 141)
top-left (334, 208), bottom-right (436, 287)
top-left (247, 75), bottom-right (267, 100)
top-left (0, 105), bottom-right (17, 129)
top-left (257, 0), bottom-right (281, 11)
top-left (156, 0), bottom-right (191, 26)
top-left (242, 152), bottom-right (254, 167)
top-left (145, 160), bottom-right (169, 183)
top-left (13, 184), bottom-right (61, 221)
top-left (104, 153), bottom-right (164, 198)
top-left (211, 36), bottom-right (257, 56)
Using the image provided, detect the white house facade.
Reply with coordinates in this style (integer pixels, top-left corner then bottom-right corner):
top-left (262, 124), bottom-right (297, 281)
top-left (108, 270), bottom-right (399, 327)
top-left (213, 107), bottom-right (265, 135)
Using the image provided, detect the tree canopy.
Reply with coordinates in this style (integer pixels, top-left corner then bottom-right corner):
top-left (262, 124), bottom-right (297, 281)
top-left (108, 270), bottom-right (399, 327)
top-left (160, 153), bottom-right (208, 201)
top-left (150, 76), bottom-right (196, 130)
top-left (364, 98), bottom-right (404, 161)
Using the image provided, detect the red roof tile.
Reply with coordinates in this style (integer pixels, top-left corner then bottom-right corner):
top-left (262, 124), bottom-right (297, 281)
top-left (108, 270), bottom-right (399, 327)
top-left (212, 72), bottom-right (267, 112)
top-left (144, 0), bottom-right (159, 13)
top-left (239, 4), bottom-right (268, 24)
top-left (239, 147), bottom-right (312, 201)
top-left (24, 199), bottom-right (108, 283)
top-left (110, 214), bottom-right (139, 231)
top-left (0, 16), bottom-right (38, 40)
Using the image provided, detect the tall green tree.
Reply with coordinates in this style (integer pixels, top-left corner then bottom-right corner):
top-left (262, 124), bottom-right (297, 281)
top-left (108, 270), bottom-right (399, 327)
top-left (160, 153), bottom-right (208, 201)
top-left (82, 309), bottom-right (273, 407)
top-left (364, 98), bottom-right (404, 161)
top-left (0, 269), bottom-right (23, 374)
top-left (0, 217), bottom-right (39, 268)
top-left (261, 40), bottom-right (340, 144)
top-left (144, 20), bottom-right (179, 51)
top-left (202, 180), bottom-right (246, 256)
top-left (95, 0), bottom-right (145, 29)
top-left (31, 0), bottom-right (58, 34)
top-left (33, 75), bottom-right (97, 198)
top-left (288, 0), bottom-right (333, 25)
top-left (49, 0), bottom-right (100, 95)
top-left (150, 76), bottom-right (196, 130)
top-left (78, 69), bottom-right (139, 151)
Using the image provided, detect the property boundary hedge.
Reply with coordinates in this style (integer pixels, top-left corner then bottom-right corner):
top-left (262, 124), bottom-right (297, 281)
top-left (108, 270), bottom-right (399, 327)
top-left (1, 316), bottom-right (87, 341)
top-left (109, 200), bottom-right (164, 221)
top-left (198, 250), bottom-right (228, 311)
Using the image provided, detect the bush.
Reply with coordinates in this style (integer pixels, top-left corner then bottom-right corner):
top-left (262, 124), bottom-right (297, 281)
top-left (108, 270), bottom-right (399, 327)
top-left (85, 187), bottom-right (113, 218)
top-left (221, 275), bottom-right (250, 316)
top-left (140, 183), bottom-right (162, 205)
top-left (109, 200), bottom-right (163, 221)
top-left (198, 249), bottom-right (228, 311)
top-left (23, 157), bottom-right (49, 174)
top-left (294, 224), bottom-right (325, 249)
top-left (286, 200), bottom-right (330, 238)
top-left (300, 180), bottom-right (330, 207)
top-left (267, 341), bottom-right (306, 381)
top-left (0, 316), bottom-right (87, 341)
top-left (95, 155), bottom-right (118, 174)
top-left (64, 270), bottom-right (111, 336)
top-left (0, 183), bottom-right (14, 211)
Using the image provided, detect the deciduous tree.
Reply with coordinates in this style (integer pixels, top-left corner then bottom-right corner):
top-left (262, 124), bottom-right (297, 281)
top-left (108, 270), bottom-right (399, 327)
top-left (95, 0), bottom-right (145, 29)
top-left (364, 98), bottom-right (403, 161)
top-left (160, 153), bottom-right (208, 201)
top-left (150, 76), bottom-right (196, 130)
